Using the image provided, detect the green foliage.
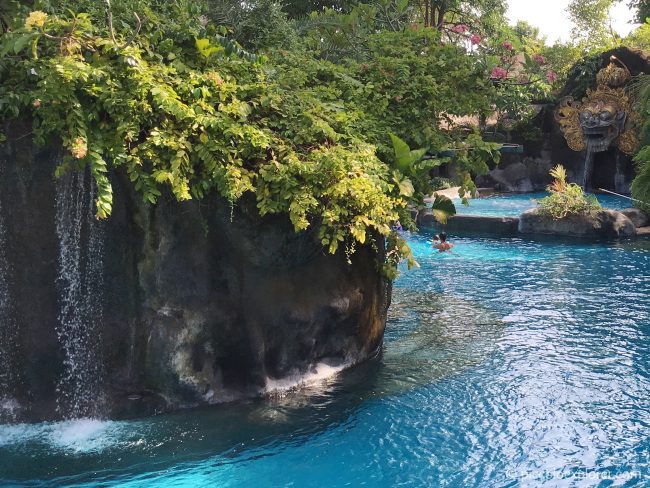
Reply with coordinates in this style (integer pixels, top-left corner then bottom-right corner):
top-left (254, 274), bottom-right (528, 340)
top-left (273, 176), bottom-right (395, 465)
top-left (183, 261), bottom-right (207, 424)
top-left (631, 74), bottom-right (650, 211)
top-left (538, 165), bottom-right (601, 219)
top-left (0, 7), bottom-right (414, 274)
top-left (567, 0), bottom-right (621, 52)
top-left (207, 0), bottom-right (298, 51)
top-left (430, 176), bottom-right (453, 190)
top-left (0, 0), bottom-right (547, 278)
top-left (628, 0), bottom-right (650, 23)
top-left (282, 0), bottom-right (359, 19)
top-left (632, 146), bottom-right (650, 213)
top-left (429, 193), bottom-right (456, 224)
top-left (566, 53), bottom-right (603, 99)
top-left (389, 133), bottom-right (427, 175)
top-left (625, 20), bottom-right (650, 51)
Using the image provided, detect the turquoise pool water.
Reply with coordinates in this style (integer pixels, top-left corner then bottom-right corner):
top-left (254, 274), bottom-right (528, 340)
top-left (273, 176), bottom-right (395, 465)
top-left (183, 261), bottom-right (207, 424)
top-left (454, 192), bottom-right (630, 217)
top-left (2, 233), bottom-right (650, 487)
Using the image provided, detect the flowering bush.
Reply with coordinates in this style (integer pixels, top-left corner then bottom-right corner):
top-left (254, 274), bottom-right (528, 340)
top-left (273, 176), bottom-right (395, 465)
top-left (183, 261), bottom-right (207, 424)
top-left (490, 66), bottom-right (508, 80)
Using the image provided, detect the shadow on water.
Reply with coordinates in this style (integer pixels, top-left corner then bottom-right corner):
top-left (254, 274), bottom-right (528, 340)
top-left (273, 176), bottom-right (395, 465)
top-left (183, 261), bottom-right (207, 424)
top-left (0, 290), bottom-right (503, 486)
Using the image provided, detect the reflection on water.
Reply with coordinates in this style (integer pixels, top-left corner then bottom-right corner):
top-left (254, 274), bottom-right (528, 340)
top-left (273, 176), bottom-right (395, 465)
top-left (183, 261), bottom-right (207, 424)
top-left (1, 232), bottom-right (650, 487)
top-left (0, 289), bottom-right (502, 486)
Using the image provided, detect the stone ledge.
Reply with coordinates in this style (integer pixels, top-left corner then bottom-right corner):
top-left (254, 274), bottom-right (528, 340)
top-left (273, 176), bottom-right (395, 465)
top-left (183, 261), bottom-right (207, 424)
top-left (418, 214), bottom-right (520, 237)
top-left (518, 208), bottom-right (636, 238)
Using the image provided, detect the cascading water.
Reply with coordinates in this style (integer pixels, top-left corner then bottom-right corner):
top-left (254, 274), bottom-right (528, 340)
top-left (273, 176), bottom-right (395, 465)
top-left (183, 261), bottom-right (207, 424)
top-left (54, 169), bottom-right (106, 419)
top-left (0, 196), bottom-right (20, 422)
top-left (582, 139), bottom-right (597, 190)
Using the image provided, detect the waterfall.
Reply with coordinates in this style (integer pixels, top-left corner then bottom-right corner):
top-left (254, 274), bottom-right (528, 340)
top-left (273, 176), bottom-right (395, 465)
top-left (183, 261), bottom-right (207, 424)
top-left (582, 139), bottom-right (597, 190)
top-left (55, 169), bottom-right (106, 419)
top-left (0, 195), bottom-right (20, 422)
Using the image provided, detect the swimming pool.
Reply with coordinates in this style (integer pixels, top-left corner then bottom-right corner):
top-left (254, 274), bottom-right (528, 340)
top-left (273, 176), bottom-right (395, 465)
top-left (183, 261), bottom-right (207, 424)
top-left (1, 234), bottom-right (649, 486)
top-left (454, 192), bottom-right (630, 217)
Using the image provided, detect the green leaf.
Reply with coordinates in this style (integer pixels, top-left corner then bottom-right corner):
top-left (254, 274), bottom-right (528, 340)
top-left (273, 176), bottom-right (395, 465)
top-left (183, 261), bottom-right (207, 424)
top-left (430, 193), bottom-right (456, 224)
top-left (389, 132), bottom-right (412, 173)
top-left (397, 177), bottom-right (414, 197)
top-left (13, 34), bottom-right (33, 54)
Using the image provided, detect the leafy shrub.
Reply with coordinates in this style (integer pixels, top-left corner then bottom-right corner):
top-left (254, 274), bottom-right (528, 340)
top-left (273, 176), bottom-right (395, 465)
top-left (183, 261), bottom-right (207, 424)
top-left (0, 8), bottom-right (412, 269)
top-left (538, 165), bottom-right (601, 219)
top-left (430, 177), bottom-right (453, 191)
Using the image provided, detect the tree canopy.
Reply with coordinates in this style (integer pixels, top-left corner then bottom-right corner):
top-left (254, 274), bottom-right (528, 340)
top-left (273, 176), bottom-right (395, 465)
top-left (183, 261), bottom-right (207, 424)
top-left (0, 0), bottom-right (569, 275)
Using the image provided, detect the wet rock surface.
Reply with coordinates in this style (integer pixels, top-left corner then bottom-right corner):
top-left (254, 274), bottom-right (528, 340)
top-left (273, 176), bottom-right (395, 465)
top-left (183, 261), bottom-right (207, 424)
top-left (620, 208), bottom-right (650, 228)
top-left (0, 124), bottom-right (391, 422)
top-left (518, 208), bottom-right (636, 238)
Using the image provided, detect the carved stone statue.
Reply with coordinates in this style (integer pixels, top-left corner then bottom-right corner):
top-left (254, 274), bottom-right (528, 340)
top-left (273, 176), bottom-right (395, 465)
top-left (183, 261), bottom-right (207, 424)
top-left (555, 57), bottom-right (639, 189)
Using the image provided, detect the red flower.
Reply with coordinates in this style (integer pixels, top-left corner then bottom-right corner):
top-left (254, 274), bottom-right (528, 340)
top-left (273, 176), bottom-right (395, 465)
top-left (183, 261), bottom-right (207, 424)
top-left (502, 40), bottom-right (513, 51)
top-left (451, 24), bottom-right (469, 34)
top-left (470, 34), bottom-right (482, 45)
top-left (490, 67), bottom-right (508, 80)
top-left (533, 54), bottom-right (546, 65)
top-left (546, 70), bottom-right (558, 84)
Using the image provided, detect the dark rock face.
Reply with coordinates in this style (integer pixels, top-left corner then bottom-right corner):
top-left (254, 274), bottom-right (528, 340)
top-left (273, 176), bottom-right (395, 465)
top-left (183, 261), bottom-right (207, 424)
top-left (486, 162), bottom-right (535, 193)
top-left (620, 208), bottom-right (650, 228)
top-left (518, 208), bottom-right (636, 238)
top-left (0, 124), bottom-right (391, 422)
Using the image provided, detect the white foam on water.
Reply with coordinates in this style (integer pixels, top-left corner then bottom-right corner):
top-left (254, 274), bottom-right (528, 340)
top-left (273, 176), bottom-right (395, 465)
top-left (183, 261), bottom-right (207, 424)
top-left (0, 418), bottom-right (129, 454)
top-left (263, 362), bottom-right (349, 395)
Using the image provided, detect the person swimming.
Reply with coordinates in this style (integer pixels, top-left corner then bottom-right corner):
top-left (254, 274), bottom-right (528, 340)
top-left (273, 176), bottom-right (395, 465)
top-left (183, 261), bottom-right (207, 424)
top-left (431, 234), bottom-right (440, 248)
top-left (432, 232), bottom-right (453, 252)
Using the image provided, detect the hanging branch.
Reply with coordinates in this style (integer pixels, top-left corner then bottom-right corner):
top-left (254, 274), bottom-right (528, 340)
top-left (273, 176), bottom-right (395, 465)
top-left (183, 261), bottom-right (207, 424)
top-left (120, 13), bottom-right (141, 49)
top-left (105, 0), bottom-right (141, 49)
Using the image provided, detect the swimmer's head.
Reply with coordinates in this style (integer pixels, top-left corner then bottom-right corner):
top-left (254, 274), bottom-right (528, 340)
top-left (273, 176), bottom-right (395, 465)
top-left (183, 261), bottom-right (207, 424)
top-left (433, 234), bottom-right (440, 241)
top-left (440, 232), bottom-right (447, 242)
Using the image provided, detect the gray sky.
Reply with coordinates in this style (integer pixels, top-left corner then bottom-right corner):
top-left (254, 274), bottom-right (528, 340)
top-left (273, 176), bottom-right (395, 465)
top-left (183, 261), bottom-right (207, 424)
top-left (506, 0), bottom-right (639, 44)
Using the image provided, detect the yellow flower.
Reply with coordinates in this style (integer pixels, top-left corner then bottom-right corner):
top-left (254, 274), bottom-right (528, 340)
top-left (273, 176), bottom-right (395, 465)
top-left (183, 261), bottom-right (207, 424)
top-left (25, 11), bottom-right (48, 30)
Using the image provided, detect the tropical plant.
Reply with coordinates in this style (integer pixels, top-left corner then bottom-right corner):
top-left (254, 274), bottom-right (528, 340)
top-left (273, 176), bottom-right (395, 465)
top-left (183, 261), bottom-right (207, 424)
top-left (0, 6), bottom-right (415, 277)
top-left (629, 74), bottom-right (650, 212)
top-left (538, 165), bottom-right (601, 219)
top-left (387, 133), bottom-right (456, 224)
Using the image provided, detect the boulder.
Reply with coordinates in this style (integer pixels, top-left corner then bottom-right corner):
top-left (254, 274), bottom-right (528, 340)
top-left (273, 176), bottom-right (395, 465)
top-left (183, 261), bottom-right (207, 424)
top-left (518, 208), bottom-right (636, 238)
top-left (620, 208), bottom-right (650, 228)
top-left (488, 162), bottom-right (534, 193)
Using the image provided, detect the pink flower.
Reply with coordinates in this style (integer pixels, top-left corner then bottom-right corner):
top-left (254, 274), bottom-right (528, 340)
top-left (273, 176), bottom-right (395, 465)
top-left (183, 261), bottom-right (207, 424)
top-left (546, 70), bottom-right (558, 84)
top-left (533, 54), bottom-right (546, 65)
top-left (490, 66), bottom-right (508, 80)
top-left (502, 40), bottom-right (513, 51)
top-left (470, 34), bottom-right (482, 45)
top-left (71, 137), bottom-right (88, 159)
top-left (32, 99), bottom-right (41, 108)
top-left (451, 24), bottom-right (468, 34)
